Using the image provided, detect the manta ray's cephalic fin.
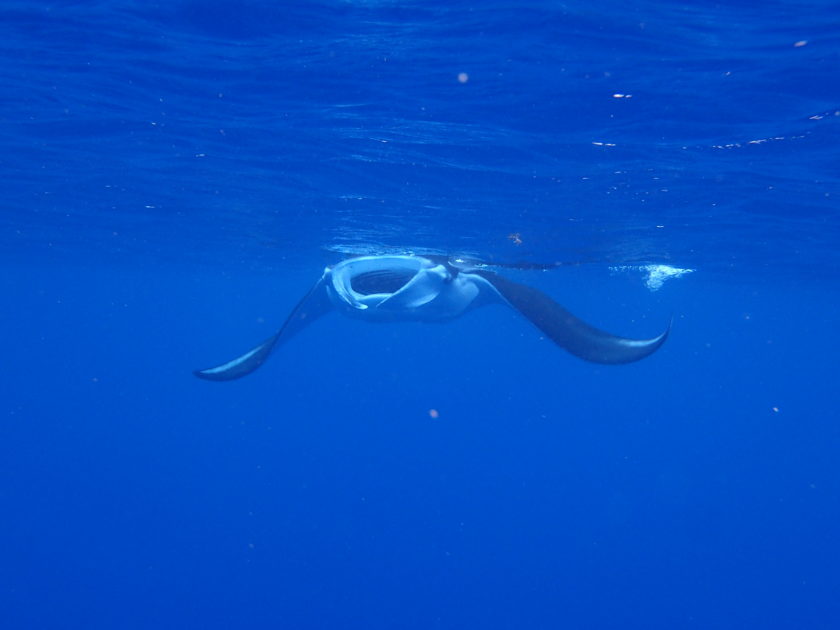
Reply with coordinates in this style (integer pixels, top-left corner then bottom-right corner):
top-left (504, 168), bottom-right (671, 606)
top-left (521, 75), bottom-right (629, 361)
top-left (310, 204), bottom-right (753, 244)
top-left (194, 275), bottom-right (332, 381)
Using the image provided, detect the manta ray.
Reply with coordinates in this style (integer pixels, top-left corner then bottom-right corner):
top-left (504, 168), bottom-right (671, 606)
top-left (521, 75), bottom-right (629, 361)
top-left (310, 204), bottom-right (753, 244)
top-left (195, 255), bottom-right (670, 381)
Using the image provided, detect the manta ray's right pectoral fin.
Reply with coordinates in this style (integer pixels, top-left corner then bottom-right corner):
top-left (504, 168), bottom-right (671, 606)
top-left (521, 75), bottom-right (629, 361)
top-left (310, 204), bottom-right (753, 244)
top-left (475, 269), bottom-right (670, 364)
top-left (194, 275), bottom-right (332, 381)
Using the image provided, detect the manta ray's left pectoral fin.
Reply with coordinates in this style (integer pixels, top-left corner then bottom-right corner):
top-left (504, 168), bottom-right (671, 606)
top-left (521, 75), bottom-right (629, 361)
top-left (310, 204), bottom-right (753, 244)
top-left (476, 270), bottom-right (670, 364)
top-left (194, 275), bottom-right (332, 381)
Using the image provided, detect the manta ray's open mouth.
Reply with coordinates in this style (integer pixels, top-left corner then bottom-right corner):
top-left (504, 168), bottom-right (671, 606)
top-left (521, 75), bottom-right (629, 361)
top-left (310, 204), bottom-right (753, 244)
top-left (351, 270), bottom-right (417, 295)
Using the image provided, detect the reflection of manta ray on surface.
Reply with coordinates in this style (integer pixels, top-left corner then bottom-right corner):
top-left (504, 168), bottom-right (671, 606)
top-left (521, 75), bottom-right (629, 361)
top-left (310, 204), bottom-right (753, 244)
top-left (194, 255), bottom-right (670, 381)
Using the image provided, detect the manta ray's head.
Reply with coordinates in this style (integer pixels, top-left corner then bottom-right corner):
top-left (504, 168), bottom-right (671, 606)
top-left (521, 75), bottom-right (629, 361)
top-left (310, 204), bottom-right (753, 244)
top-left (324, 255), bottom-right (493, 323)
top-left (328, 255), bottom-right (451, 312)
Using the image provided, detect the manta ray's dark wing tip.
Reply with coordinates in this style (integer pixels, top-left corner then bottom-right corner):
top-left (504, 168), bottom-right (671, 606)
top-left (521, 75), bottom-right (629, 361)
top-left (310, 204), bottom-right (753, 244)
top-left (194, 369), bottom-right (236, 382)
top-left (545, 309), bottom-right (671, 365)
top-left (193, 336), bottom-right (278, 381)
top-left (591, 316), bottom-right (671, 364)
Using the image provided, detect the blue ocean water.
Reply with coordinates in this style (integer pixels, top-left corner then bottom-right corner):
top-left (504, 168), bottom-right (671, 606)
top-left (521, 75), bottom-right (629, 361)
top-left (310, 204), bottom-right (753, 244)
top-left (2, 1), bottom-right (839, 628)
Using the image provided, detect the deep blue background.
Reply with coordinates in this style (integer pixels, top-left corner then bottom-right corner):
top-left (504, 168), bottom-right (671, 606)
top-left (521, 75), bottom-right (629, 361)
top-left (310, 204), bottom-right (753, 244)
top-left (2, 2), bottom-right (839, 628)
